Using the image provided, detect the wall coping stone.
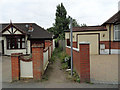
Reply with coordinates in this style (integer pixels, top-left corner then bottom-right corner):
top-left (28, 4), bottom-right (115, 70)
top-left (79, 42), bottom-right (90, 44)
top-left (32, 43), bottom-right (44, 48)
top-left (66, 46), bottom-right (79, 52)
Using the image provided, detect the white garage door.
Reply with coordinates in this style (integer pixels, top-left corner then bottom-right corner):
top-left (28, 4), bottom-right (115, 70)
top-left (20, 60), bottom-right (33, 78)
top-left (78, 34), bottom-right (99, 54)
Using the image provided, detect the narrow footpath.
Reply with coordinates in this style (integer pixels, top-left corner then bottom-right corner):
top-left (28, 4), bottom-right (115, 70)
top-left (43, 58), bottom-right (70, 83)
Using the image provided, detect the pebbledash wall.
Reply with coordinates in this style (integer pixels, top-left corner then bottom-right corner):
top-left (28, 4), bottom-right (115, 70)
top-left (11, 40), bottom-right (53, 81)
top-left (66, 42), bottom-right (119, 84)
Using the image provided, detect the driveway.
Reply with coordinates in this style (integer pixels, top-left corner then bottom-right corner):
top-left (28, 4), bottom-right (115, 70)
top-left (2, 56), bottom-right (12, 83)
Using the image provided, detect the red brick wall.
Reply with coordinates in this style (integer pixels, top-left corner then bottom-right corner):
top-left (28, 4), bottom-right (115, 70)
top-left (51, 40), bottom-right (53, 55)
top-left (11, 53), bottom-right (21, 81)
top-left (73, 42), bottom-right (77, 48)
top-left (32, 43), bottom-right (44, 80)
top-left (66, 43), bottom-right (90, 82)
top-left (66, 47), bottom-right (80, 75)
top-left (100, 41), bottom-right (120, 49)
top-left (45, 40), bottom-right (52, 48)
top-left (79, 44), bottom-right (90, 82)
top-left (11, 42), bottom-right (45, 81)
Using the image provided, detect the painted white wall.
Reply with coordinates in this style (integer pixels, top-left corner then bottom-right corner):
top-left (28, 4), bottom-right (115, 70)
top-left (100, 49), bottom-right (120, 54)
top-left (14, 30), bottom-right (22, 34)
top-left (53, 39), bottom-right (55, 51)
top-left (0, 37), bottom-right (2, 53)
top-left (27, 40), bottom-right (31, 54)
top-left (20, 60), bottom-right (33, 78)
top-left (6, 49), bottom-right (26, 55)
top-left (3, 27), bottom-right (22, 35)
top-left (43, 50), bottom-right (49, 70)
top-left (49, 46), bottom-right (51, 58)
top-left (3, 31), bottom-right (10, 34)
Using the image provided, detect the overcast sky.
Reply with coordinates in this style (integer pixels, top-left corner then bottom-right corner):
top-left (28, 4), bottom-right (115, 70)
top-left (0, 0), bottom-right (119, 29)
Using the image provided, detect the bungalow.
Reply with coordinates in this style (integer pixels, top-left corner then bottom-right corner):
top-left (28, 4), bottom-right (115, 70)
top-left (0, 23), bottom-right (54, 55)
top-left (65, 10), bottom-right (120, 55)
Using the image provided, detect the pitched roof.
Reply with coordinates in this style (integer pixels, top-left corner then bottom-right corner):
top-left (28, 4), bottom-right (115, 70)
top-left (64, 26), bottom-right (107, 32)
top-left (102, 11), bottom-right (120, 25)
top-left (0, 23), bottom-right (53, 40)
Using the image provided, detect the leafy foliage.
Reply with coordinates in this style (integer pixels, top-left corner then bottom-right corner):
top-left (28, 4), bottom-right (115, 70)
top-left (68, 16), bottom-right (80, 27)
top-left (47, 3), bottom-right (87, 40)
top-left (80, 23), bottom-right (87, 27)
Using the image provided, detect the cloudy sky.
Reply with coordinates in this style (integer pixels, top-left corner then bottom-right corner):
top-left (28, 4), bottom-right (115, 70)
top-left (0, 0), bottom-right (119, 29)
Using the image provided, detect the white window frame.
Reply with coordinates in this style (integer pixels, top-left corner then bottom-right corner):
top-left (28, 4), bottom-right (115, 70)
top-left (114, 24), bottom-right (120, 41)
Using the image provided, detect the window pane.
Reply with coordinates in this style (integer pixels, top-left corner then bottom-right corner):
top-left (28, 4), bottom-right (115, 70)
top-left (115, 31), bottom-right (120, 40)
top-left (11, 39), bottom-right (16, 49)
top-left (118, 24), bottom-right (120, 30)
top-left (22, 38), bottom-right (25, 41)
top-left (22, 42), bottom-right (25, 48)
top-left (18, 42), bottom-right (20, 48)
top-left (18, 38), bottom-right (20, 41)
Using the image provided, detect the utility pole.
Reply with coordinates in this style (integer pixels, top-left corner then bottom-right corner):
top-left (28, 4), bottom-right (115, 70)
top-left (70, 18), bottom-right (73, 76)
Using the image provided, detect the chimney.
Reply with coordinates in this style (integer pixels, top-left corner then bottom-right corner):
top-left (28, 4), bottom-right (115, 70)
top-left (118, 1), bottom-right (120, 11)
top-left (28, 24), bottom-right (34, 32)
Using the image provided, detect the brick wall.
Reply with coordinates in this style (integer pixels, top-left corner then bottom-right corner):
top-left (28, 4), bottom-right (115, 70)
top-left (73, 42), bottom-right (77, 48)
top-left (11, 53), bottom-right (22, 81)
top-left (66, 43), bottom-right (90, 82)
top-left (32, 43), bottom-right (44, 80)
top-left (100, 41), bottom-right (120, 49)
top-left (66, 47), bottom-right (80, 74)
top-left (79, 43), bottom-right (90, 82)
top-left (11, 42), bottom-right (45, 81)
top-left (45, 40), bottom-right (52, 48)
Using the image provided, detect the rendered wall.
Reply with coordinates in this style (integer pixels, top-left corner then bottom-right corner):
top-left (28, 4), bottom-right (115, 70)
top-left (78, 34), bottom-right (99, 54)
top-left (90, 55), bottom-right (119, 84)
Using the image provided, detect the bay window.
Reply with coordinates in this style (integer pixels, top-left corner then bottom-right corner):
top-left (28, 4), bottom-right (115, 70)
top-left (7, 35), bottom-right (25, 49)
top-left (114, 24), bottom-right (120, 41)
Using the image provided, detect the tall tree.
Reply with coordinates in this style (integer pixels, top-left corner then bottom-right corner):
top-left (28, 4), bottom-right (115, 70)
top-left (54, 3), bottom-right (69, 39)
top-left (68, 16), bottom-right (80, 27)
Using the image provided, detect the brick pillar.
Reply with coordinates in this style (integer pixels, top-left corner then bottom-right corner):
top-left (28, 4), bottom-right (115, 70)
top-left (32, 43), bottom-right (44, 80)
top-left (79, 42), bottom-right (90, 82)
top-left (11, 53), bottom-right (21, 81)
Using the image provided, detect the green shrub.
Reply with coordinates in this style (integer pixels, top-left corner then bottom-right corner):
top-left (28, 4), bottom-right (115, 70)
top-left (66, 69), bottom-right (80, 83)
top-left (61, 63), bottom-right (68, 69)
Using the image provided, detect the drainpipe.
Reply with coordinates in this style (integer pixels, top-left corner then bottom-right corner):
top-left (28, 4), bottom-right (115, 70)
top-left (26, 35), bottom-right (28, 54)
top-left (109, 24), bottom-right (111, 54)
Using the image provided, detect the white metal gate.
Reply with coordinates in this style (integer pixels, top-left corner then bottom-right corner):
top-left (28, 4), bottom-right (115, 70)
top-left (20, 60), bottom-right (33, 78)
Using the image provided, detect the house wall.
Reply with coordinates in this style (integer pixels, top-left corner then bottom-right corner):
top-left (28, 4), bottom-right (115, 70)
top-left (90, 55), bottom-right (119, 84)
top-left (65, 24), bottom-right (114, 42)
top-left (65, 30), bottom-right (108, 42)
top-left (2, 36), bottom-right (31, 55)
top-left (0, 37), bottom-right (2, 53)
top-left (78, 34), bottom-right (99, 54)
top-left (65, 24), bottom-right (120, 54)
